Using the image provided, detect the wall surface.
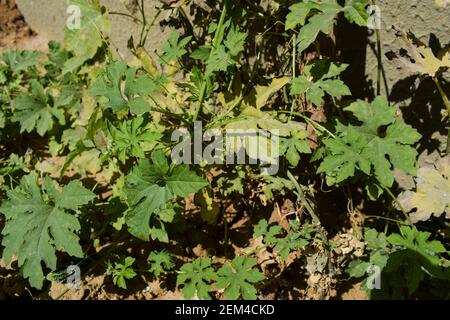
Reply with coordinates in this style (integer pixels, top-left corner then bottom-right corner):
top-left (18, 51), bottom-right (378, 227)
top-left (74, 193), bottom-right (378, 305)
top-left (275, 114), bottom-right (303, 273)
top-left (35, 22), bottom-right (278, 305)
top-left (367, 1), bottom-right (450, 167)
top-left (366, 0), bottom-right (450, 97)
top-left (16, 0), bottom-right (172, 60)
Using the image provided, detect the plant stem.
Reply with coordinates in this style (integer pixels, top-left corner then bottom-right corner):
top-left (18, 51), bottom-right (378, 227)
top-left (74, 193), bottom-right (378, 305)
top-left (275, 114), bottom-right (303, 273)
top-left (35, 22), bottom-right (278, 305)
top-left (287, 170), bottom-right (333, 274)
top-left (138, 0), bottom-right (147, 46)
top-left (289, 33), bottom-right (297, 120)
top-left (193, 0), bottom-right (229, 121)
top-left (375, 28), bottom-right (382, 96)
top-left (109, 11), bottom-right (143, 24)
top-left (365, 215), bottom-right (409, 225)
top-left (287, 170), bottom-right (317, 223)
top-left (278, 110), bottom-right (336, 138)
top-left (434, 77), bottom-right (450, 115)
top-left (141, 10), bottom-right (162, 47)
top-left (369, 0), bottom-right (391, 100)
top-left (433, 77), bottom-right (450, 154)
top-left (370, 0), bottom-right (383, 97)
top-left (381, 184), bottom-right (414, 227)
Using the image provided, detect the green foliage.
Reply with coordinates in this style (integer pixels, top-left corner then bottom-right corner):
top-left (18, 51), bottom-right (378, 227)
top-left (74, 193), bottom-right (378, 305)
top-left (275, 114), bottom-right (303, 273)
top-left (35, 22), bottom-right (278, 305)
top-left (254, 219), bottom-right (282, 246)
top-left (12, 80), bottom-right (66, 136)
top-left (291, 60), bottom-right (351, 106)
top-left (177, 257), bottom-right (218, 300)
top-left (347, 227), bottom-right (450, 298)
top-left (1, 49), bottom-right (41, 74)
top-left (124, 149), bottom-right (208, 242)
top-left (160, 31), bottom-right (192, 64)
top-left (204, 23), bottom-right (247, 76)
top-left (346, 228), bottom-right (390, 278)
top-left (0, 154), bottom-right (28, 189)
top-left (262, 176), bottom-right (295, 201)
top-left (178, 67), bottom-right (216, 103)
top-left (216, 256), bottom-right (265, 300)
top-left (318, 97), bottom-right (421, 199)
top-left (0, 0), bottom-right (448, 300)
top-left (254, 219), bottom-right (316, 260)
top-left (385, 226), bottom-right (450, 294)
top-left (286, 0), bottom-right (368, 53)
top-left (279, 130), bottom-right (311, 167)
top-left (89, 61), bottom-right (160, 113)
top-left (0, 173), bottom-right (95, 289)
top-left (147, 250), bottom-right (175, 277)
top-left (107, 257), bottom-right (137, 289)
top-left (109, 117), bottom-right (162, 164)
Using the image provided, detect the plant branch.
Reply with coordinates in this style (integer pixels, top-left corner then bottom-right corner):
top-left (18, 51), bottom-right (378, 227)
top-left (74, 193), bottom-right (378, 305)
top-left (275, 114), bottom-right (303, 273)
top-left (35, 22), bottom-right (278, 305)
top-left (193, 0), bottom-right (230, 121)
top-left (433, 77), bottom-right (450, 154)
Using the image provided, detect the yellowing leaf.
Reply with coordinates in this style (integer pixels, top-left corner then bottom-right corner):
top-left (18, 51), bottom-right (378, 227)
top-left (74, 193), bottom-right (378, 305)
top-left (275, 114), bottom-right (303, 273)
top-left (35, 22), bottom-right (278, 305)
top-left (225, 107), bottom-right (287, 164)
top-left (136, 47), bottom-right (158, 77)
top-left (398, 155), bottom-right (450, 223)
top-left (253, 77), bottom-right (290, 109)
top-left (74, 89), bottom-right (97, 127)
top-left (64, 0), bottom-right (111, 73)
top-left (72, 149), bottom-right (102, 175)
top-left (436, 0), bottom-right (448, 8)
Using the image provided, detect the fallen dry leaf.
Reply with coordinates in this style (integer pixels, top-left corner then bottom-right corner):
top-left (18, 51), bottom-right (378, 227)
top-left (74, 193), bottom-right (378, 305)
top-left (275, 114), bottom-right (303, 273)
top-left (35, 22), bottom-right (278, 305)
top-left (398, 155), bottom-right (450, 222)
top-left (387, 27), bottom-right (450, 77)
